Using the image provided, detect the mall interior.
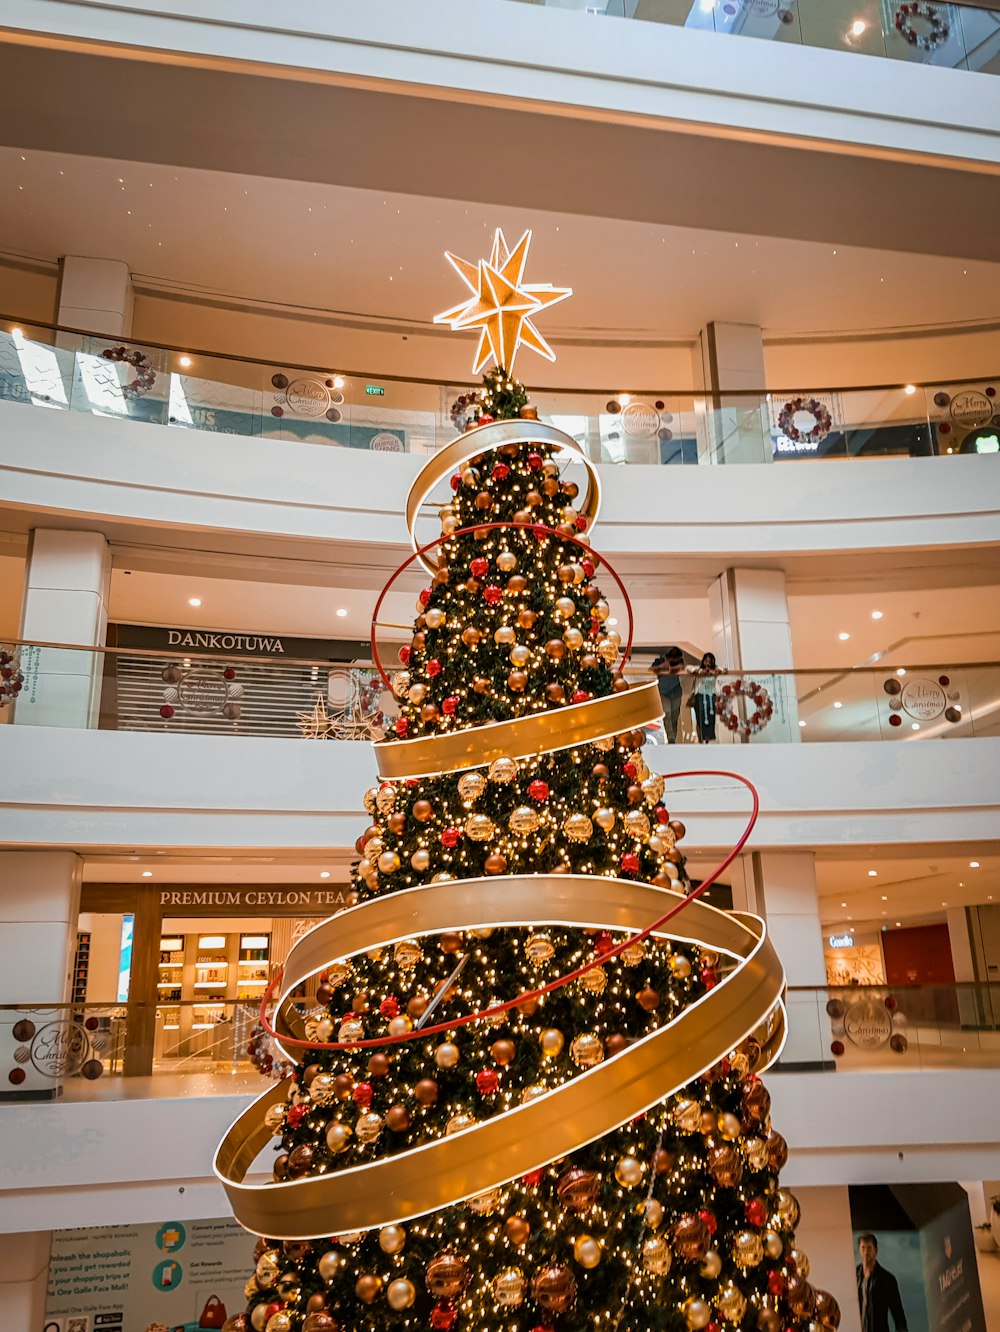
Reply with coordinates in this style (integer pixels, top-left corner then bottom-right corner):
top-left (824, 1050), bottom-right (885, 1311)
top-left (1, 1), bottom-right (999, 1330)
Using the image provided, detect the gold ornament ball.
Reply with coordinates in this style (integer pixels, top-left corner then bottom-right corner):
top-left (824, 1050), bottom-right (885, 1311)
top-left (394, 939), bottom-right (422, 969)
top-left (425, 1252), bottom-right (469, 1299)
top-left (670, 954), bottom-right (692, 979)
top-left (363, 786), bottom-right (379, 815)
top-left (790, 1248), bottom-right (811, 1278)
top-left (446, 1113), bottom-right (476, 1136)
top-left (407, 682), bottom-right (427, 705)
top-left (700, 1249), bottom-right (722, 1279)
top-left (717, 1285), bottom-right (748, 1324)
top-left (387, 1278), bottom-right (415, 1311)
top-left (465, 813), bottom-right (495, 840)
top-left (243, 1277), bottom-right (258, 1300)
top-left (615, 1155), bottom-right (644, 1187)
top-left (376, 784), bottom-right (397, 813)
top-left (564, 812), bottom-right (594, 842)
top-left (356, 1111), bottom-right (383, 1144)
top-left (763, 1230), bottom-right (784, 1260)
top-left (672, 1097), bottom-right (702, 1133)
top-left (732, 1230), bottom-right (764, 1269)
top-left (504, 1216), bottom-right (531, 1245)
top-left (457, 771), bottom-right (487, 802)
top-left (424, 607), bottom-right (446, 630)
top-left (255, 1253), bottom-right (280, 1287)
top-left (435, 1041), bottom-right (460, 1068)
top-left (266, 1314), bottom-right (293, 1332)
top-left (645, 1198), bottom-right (664, 1229)
top-left (744, 1136), bottom-right (768, 1171)
top-left (510, 805), bottom-right (541, 834)
top-left (494, 626), bottom-right (516, 646)
top-left (684, 1297), bottom-right (713, 1330)
top-left (540, 1028), bottom-right (565, 1057)
top-left (325, 1121), bottom-right (352, 1154)
top-left (563, 627), bottom-right (585, 650)
top-left (718, 1111), bottom-right (743, 1140)
top-left (593, 806), bottom-right (616, 831)
top-left (377, 850), bottom-right (401, 874)
top-left (579, 964), bottom-right (607, 994)
top-left (355, 1274), bottom-right (382, 1304)
top-left (521, 1083), bottom-right (547, 1103)
top-left (317, 1250), bottom-right (346, 1282)
top-left (624, 810), bottom-right (651, 840)
top-left (570, 1032), bottom-right (604, 1068)
top-left (410, 849), bottom-right (430, 872)
top-left (776, 1189), bottom-right (801, 1229)
top-left (621, 940), bottom-right (646, 965)
top-left (264, 1104), bottom-right (286, 1134)
top-left (276, 1270), bottom-right (301, 1299)
top-left (555, 596), bottom-right (576, 618)
top-left (510, 644), bottom-right (531, 667)
top-left (493, 1267), bottom-right (526, 1307)
top-left (338, 1018), bottom-right (364, 1044)
top-left (597, 637), bottom-right (619, 664)
top-left (642, 1234), bottom-right (673, 1275)
top-left (497, 551), bottom-right (518, 572)
top-left (641, 774), bottom-right (666, 802)
top-left (531, 1264), bottom-right (577, 1314)
top-left (526, 932), bottom-right (555, 962)
top-left (250, 1307), bottom-right (269, 1332)
top-left (387, 1014), bottom-right (412, 1037)
top-left (468, 1187), bottom-right (504, 1215)
top-left (309, 1072), bottom-right (337, 1106)
top-left (574, 1235), bottom-right (602, 1269)
top-left (489, 757), bottom-right (518, 783)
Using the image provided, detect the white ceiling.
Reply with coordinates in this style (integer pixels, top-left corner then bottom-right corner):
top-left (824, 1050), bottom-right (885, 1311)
top-left (3, 147), bottom-right (1000, 342)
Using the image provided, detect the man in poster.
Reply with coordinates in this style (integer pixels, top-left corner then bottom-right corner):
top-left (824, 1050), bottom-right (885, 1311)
top-left (857, 1233), bottom-right (909, 1332)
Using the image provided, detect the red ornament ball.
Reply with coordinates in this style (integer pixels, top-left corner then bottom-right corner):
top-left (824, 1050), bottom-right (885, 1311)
top-left (430, 1300), bottom-right (457, 1331)
top-left (398, 646), bottom-right (411, 666)
top-left (159, 705), bottom-right (174, 719)
top-left (476, 1068), bottom-right (500, 1096)
top-left (623, 761), bottom-right (637, 779)
top-left (442, 696), bottom-right (458, 716)
top-left (419, 588), bottom-right (432, 607)
top-left (491, 462), bottom-right (510, 480)
top-left (698, 1208), bottom-right (718, 1235)
top-left (620, 852), bottom-right (640, 874)
top-left (572, 689), bottom-right (591, 704)
top-left (527, 452), bottom-right (543, 471)
top-left (286, 1104), bottom-right (306, 1128)
top-left (483, 585), bottom-right (503, 605)
top-left (470, 557), bottom-right (490, 579)
top-left (395, 717), bottom-right (409, 737)
top-left (353, 1082), bottom-right (373, 1108)
top-left (478, 413), bottom-right (495, 426)
top-left (889, 714), bottom-right (902, 727)
top-left (831, 1039), bottom-right (846, 1057)
top-left (528, 780), bottom-right (550, 802)
top-left (654, 805), bottom-right (670, 823)
top-left (768, 1271), bottom-right (786, 1298)
top-left (223, 667), bottom-right (237, 680)
top-left (745, 1198), bottom-right (768, 1227)
top-left (450, 473), bottom-right (461, 491)
top-left (440, 827), bottom-right (461, 848)
top-left (427, 659), bottom-right (442, 677)
top-left (581, 560), bottom-right (595, 577)
top-left (522, 1168), bottom-right (544, 1187)
top-left (575, 516), bottom-right (588, 531)
top-left (379, 996), bottom-right (399, 1019)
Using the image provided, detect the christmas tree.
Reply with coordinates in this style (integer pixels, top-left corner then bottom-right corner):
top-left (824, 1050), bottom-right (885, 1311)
top-left (216, 231), bottom-right (841, 1332)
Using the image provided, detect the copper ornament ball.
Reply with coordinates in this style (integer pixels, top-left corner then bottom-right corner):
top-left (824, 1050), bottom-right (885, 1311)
top-left (413, 799), bottom-right (434, 822)
top-left (504, 1215), bottom-right (531, 1245)
top-left (491, 1038), bottom-right (516, 1066)
top-left (425, 1252), bottom-right (469, 1298)
top-left (636, 987), bottom-right (660, 1012)
top-left (557, 1167), bottom-right (601, 1213)
top-left (710, 1146), bottom-right (744, 1187)
top-left (414, 1077), bottom-right (439, 1106)
top-left (531, 1263), bottom-right (577, 1313)
top-left (672, 1213), bottom-right (711, 1261)
top-left (355, 1274), bottom-right (382, 1304)
top-left (386, 1103), bottom-right (411, 1132)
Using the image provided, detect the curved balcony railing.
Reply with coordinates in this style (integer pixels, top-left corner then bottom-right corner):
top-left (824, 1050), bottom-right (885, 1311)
top-left (1, 317), bottom-right (997, 467)
top-left (506, 0), bottom-right (1000, 77)
top-left (4, 982), bottom-right (998, 1099)
top-left (2, 640), bottom-right (998, 743)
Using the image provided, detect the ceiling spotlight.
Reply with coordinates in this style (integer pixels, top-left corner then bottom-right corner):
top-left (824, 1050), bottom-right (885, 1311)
top-left (849, 18), bottom-right (867, 34)
top-left (336, 608), bottom-right (348, 618)
top-left (838, 632), bottom-right (850, 641)
top-left (841, 902), bottom-right (847, 908)
top-left (179, 355), bottom-right (192, 368)
top-left (320, 870), bottom-right (331, 879)
top-left (970, 861), bottom-right (981, 868)
top-left (142, 870), bottom-right (153, 877)
top-left (871, 610), bottom-right (883, 620)
top-left (188, 597), bottom-right (202, 607)
top-left (11, 327), bottom-right (23, 338)
top-left (833, 701), bottom-right (843, 709)
top-left (904, 384), bottom-right (917, 395)
top-left (881, 895), bottom-right (888, 901)
top-left (798, 720), bottom-right (807, 727)
top-left (868, 870), bottom-right (878, 877)
top-left (896, 668), bottom-right (906, 676)
top-left (911, 722), bottom-right (920, 730)
top-left (895, 921), bottom-right (901, 927)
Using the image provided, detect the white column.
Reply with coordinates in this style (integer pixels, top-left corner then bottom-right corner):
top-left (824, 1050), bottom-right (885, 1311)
top-left (709, 567), bottom-right (799, 741)
top-left (0, 1231), bottom-right (51, 1326)
top-left (0, 851), bottom-right (83, 1100)
top-left (57, 256), bottom-right (133, 336)
top-left (732, 850), bottom-right (832, 1069)
top-left (692, 321), bottom-right (771, 465)
top-left (791, 1187), bottom-right (862, 1332)
top-left (16, 529), bottom-right (111, 728)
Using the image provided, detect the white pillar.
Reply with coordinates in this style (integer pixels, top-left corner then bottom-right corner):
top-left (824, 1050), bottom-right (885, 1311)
top-left (692, 321), bottom-right (771, 465)
top-left (0, 1231), bottom-right (51, 1326)
top-left (57, 256), bottom-right (133, 336)
top-left (0, 851), bottom-right (82, 1100)
top-left (732, 850), bottom-right (832, 1069)
top-left (709, 567), bottom-right (799, 741)
top-left (791, 1187), bottom-right (862, 1332)
top-left (16, 529), bottom-right (111, 728)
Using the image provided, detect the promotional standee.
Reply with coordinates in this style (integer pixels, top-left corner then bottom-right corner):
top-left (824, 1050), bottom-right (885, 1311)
top-left (849, 1183), bottom-right (987, 1332)
top-left (44, 1218), bottom-right (254, 1331)
top-left (208, 231), bottom-right (839, 1332)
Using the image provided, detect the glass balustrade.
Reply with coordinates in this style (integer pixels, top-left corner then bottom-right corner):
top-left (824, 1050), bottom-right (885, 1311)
top-left (5, 982), bottom-right (998, 1098)
top-left (2, 641), bottom-right (998, 742)
top-left (504, 0), bottom-right (1000, 76)
top-left (1, 319), bottom-right (997, 467)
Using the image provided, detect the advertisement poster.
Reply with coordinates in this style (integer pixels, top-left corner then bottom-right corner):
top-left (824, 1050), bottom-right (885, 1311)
top-left (849, 1183), bottom-right (986, 1332)
top-left (45, 1217), bottom-right (253, 1332)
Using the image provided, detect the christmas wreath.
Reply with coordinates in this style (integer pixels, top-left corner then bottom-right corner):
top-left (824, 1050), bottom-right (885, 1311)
top-left (100, 345), bottom-right (156, 399)
top-left (777, 396), bottom-right (832, 445)
top-left (894, 1), bottom-right (948, 50)
top-left (716, 677), bottom-right (773, 739)
top-left (0, 647), bottom-right (23, 708)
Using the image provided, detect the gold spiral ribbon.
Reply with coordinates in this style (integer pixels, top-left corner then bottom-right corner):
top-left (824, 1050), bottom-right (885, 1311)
top-left (374, 679), bottom-right (663, 780)
top-left (406, 419), bottom-right (601, 575)
top-left (214, 874), bottom-right (785, 1239)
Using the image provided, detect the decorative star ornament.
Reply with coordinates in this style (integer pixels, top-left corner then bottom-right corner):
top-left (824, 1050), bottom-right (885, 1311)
top-left (296, 693), bottom-right (334, 740)
top-left (434, 228), bottom-right (572, 374)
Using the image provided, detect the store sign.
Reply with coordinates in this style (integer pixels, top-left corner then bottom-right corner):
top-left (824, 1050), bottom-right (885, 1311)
top-left (159, 886), bottom-right (350, 913)
top-left (370, 431), bottom-right (404, 452)
top-left (950, 390), bottom-right (993, 429)
top-left (114, 625), bottom-right (368, 661)
top-left (773, 434), bottom-right (820, 455)
top-left (828, 933), bottom-right (854, 948)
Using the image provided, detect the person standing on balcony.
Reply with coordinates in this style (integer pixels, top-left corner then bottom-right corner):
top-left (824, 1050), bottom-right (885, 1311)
top-left (651, 646), bottom-right (685, 743)
top-left (856, 1234), bottom-right (909, 1332)
top-left (689, 651), bottom-right (723, 743)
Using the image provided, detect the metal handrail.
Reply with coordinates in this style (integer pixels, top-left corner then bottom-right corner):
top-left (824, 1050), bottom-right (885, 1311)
top-left (2, 312), bottom-right (995, 400)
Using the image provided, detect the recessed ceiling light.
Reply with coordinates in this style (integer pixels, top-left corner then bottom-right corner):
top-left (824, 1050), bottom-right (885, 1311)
top-left (188, 597), bottom-right (202, 607)
top-left (833, 701), bottom-right (843, 709)
top-left (179, 355), bottom-right (192, 368)
top-left (798, 720), bottom-right (807, 727)
top-left (849, 18), bottom-right (867, 34)
top-left (319, 870), bottom-right (331, 879)
top-left (896, 668), bottom-right (906, 676)
top-left (11, 327), bottom-right (22, 338)
top-left (970, 861), bottom-right (981, 868)
top-left (942, 901), bottom-right (948, 906)
top-left (607, 618), bottom-right (618, 626)
top-left (895, 921), bottom-right (901, 927)
top-left (871, 610), bottom-right (883, 620)
top-left (904, 384), bottom-right (917, 395)
top-left (881, 895), bottom-right (888, 900)
top-left (911, 722), bottom-right (920, 730)
top-left (841, 902), bottom-right (847, 908)
top-left (335, 608), bottom-right (348, 617)
top-left (838, 632), bottom-right (850, 641)
top-left (142, 870), bottom-right (153, 877)
top-left (868, 869), bottom-right (877, 876)
top-left (333, 375), bottom-right (345, 390)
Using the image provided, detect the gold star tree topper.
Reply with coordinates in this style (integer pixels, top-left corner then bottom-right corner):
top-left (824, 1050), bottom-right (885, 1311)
top-left (434, 228), bottom-right (572, 375)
